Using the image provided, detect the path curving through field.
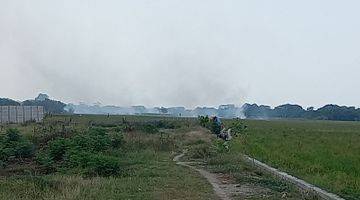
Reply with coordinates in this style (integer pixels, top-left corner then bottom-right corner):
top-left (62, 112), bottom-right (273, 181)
top-left (173, 151), bottom-right (236, 200)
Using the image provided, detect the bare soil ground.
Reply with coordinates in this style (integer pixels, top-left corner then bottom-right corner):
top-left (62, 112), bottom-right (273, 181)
top-left (174, 152), bottom-right (275, 200)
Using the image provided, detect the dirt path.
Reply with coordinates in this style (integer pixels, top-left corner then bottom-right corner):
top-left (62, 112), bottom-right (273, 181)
top-left (173, 151), bottom-right (238, 200)
top-left (172, 129), bottom-right (309, 200)
top-left (173, 150), bottom-right (311, 200)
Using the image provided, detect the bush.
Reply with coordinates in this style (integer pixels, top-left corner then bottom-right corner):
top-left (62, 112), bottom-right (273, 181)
top-left (86, 154), bottom-right (121, 177)
top-left (88, 128), bottom-right (112, 149)
top-left (48, 138), bottom-right (68, 161)
top-left (109, 132), bottom-right (125, 148)
top-left (6, 128), bottom-right (21, 142)
top-left (13, 140), bottom-right (35, 158)
top-left (198, 116), bottom-right (221, 135)
top-left (114, 125), bottom-right (126, 132)
top-left (70, 129), bottom-right (111, 153)
top-left (0, 129), bottom-right (35, 165)
top-left (36, 152), bottom-right (55, 173)
top-left (36, 128), bottom-right (124, 177)
top-left (140, 124), bottom-right (159, 134)
top-left (65, 150), bottom-right (93, 169)
top-left (198, 116), bottom-right (210, 128)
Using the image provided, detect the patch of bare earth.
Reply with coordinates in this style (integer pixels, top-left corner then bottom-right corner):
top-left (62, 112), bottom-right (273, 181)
top-left (174, 153), bottom-right (275, 200)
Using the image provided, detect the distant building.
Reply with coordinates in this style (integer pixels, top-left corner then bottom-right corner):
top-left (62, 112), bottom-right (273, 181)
top-left (0, 106), bottom-right (44, 124)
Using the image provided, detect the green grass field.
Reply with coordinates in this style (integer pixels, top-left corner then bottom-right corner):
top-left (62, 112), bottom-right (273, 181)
top-left (228, 119), bottom-right (360, 200)
top-left (1, 115), bottom-right (359, 199)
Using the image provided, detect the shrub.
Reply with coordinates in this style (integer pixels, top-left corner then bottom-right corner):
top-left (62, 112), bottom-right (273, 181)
top-left (86, 154), bottom-right (121, 177)
top-left (65, 150), bottom-right (93, 168)
top-left (6, 128), bottom-right (21, 142)
top-left (70, 129), bottom-right (111, 153)
top-left (198, 116), bottom-right (210, 128)
top-left (0, 129), bottom-right (35, 164)
top-left (114, 125), bottom-right (125, 132)
top-left (13, 140), bottom-right (35, 158)
top-left (36, 152), bottom-right (55, 173)
top-left (140, 124), bottom-right (159, 134)
top-left (198, 116), bottom-right (221, 135)
top-left (109, 132), bottom-right (125, 148)
top-left (88, 128), bottom-right (112, 150)
top-left (48, 138), bottom-right (68, 161)
top-left (36, 128), bottom-right (124, 177)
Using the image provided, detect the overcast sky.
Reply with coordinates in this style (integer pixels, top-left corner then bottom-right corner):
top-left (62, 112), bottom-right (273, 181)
top-left (1, 1), bottom-right (360, 108)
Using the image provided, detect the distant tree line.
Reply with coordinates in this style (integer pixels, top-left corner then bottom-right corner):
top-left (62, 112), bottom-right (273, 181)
top-left (0, 94), bottom-right (66, 114)
top-left (22, 99), bottom-right (66, 114)
top-left (0, 98), bottom-right (20, 106)
top-left (243, 103), bottom-right (360, 121)
top-left (2, 95), bottom-right (360, 121)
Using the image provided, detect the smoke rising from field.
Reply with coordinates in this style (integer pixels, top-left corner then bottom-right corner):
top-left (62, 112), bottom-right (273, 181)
top-left (1, 1), bottom-right (360, 108)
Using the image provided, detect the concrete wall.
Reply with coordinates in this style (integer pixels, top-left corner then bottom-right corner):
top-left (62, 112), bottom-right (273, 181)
top-left (16, 106), bottom-right (24, 123)
top-left (24, 106), bottom-right (31, 122)
top-left (0, 106), bottom-right (44, 124)
top-left (1, 106), bottom-right (9, 123)
top-left (9, 106), bottom-right (17, 123)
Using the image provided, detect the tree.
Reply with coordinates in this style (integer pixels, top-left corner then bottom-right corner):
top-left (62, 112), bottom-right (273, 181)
top-left (35, 93), bottom-right (50, 101)
top-left (242, 104), bottom-right (272, 119)
top-left (273, 104), bottom-right (305, 118)
top-left (0, 98), bottom-right (20, 106)
top-left (22, 99), bottom-right (66, 114)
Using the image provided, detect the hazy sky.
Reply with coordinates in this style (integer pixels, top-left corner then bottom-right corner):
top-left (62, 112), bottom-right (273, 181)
top-left (1, 1), bottom-right (360, 108)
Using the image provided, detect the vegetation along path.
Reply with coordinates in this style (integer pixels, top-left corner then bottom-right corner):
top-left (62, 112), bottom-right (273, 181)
top-left (173, 150), bottom-right (234, 200)
top-left (174, 150), bottom-right (311, 200)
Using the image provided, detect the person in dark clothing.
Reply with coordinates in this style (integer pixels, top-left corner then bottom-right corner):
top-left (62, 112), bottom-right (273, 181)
top-left (211, 116), bottom-right (222, 135)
